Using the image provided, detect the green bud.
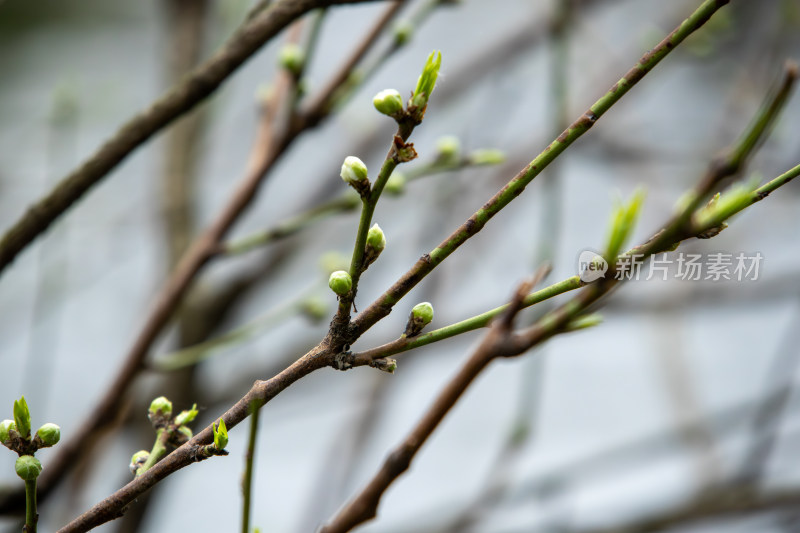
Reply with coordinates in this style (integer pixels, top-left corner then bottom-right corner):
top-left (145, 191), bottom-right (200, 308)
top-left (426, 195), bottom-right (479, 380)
top-left (129, 450), bottom-right (149, 475)
top-left (373, 89), bottom-right (404, 117)
top-left (412, 302), bottom-right (434, 325)
top-left (435, 136), bottom-right (460, 161)
top-left (0, 420), bottom-right (15, 446)
top-left (411, 51), bottom-right (442, 115)
top-left (468, 148), bottom-right (506, 166)
top-left (300, 295), bottom-right (328, 323)
top-left (340, 156), bottom-right (370, 192)
top-left (15, 456), bottom-right (42, 481)
top-left (565, 313), bottom-right (603, 332)
top-left (604, 188), bottom-right (645, 263)
top-left (392, 20), bottom-right (413, 46)
top-left (405, 302), bottom-right (434, 337)
top-left (174, 404), bottom-right (198, 426)
top-left (35, 423), bottom-right (60, 448)
top-left (384, 172), bottom-right (406, 196)
top-left (364, 223), bottom-right (386, 267)
top-left (213, 419), bottom-right (228, 450)
top-left (328, 270), bottom-right (353, 297)
top-left (13, 396), bottom-right (31, 440)
top-left (319, 251), bottom-right (350, 275)
top-left (278, 43), bottom-right (305, 76)
top-left (693, 178), bottom-right (759, 232)
top-left (148, 396), bottom-right (173, 419)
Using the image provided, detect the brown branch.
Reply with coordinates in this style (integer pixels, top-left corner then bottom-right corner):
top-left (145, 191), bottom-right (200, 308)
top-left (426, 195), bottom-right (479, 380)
top-left (1, 18), bottom-right (301, 518)
top-left (570, 486), bottom-right (800, 533)
top-left (56, 343), bottom-right (335, 533)
top-left (0, 0), bottom-right (391, 276)
top-left (298, 1), bottom-right (405, 129)
top-left (320, 60), bottom-right (799, 532)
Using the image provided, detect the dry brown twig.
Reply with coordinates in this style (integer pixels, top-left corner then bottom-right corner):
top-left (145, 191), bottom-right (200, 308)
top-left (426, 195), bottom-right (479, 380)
top-left (0, 0), bottom-right (391, 276)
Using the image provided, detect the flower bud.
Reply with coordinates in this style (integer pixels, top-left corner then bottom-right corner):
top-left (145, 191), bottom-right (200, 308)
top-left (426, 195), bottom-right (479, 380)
top-left (35, 423), bottom-right (60, 448)
top-left (468, 148), bottom-right (506, 166)
top-left (384, 172), bottom-right (406, 196)
top-left (404, 302), bottom-right (434, 337)
top-left (129, 450), bottom-right (149, 475)
top-left (364, 223), bottom-right (386, 267)
top-left (149, 396), bottom-right (173, 418)
top-left (15, 456), bottom-right (42, 481)
top-left (435, 136), bottom-right (460, 162)
top-left (340, 156), bottom-right (369, 190)
top-left (174, 404), bottom-right (198, 426)
top-left (411, 51), bottom-right (442, 116)
top-left (278, 43), bottom-right (305, 76)
top-left (213, 419), bottom-right (228, 450)
top-left (328, 270), bottom-right (353, 297)
top-left (319, 251), bottom-right (350, 275)
top-left (13, 396), bottom-right (31, 440)
top-left (300, 296), bottom-right (328, 323)
top-left (392, 20), bottom-right (413, 46)
top-left (373, 89), bottom-right (404, 117)
top-left (0, 420), bottom-right (15, 446)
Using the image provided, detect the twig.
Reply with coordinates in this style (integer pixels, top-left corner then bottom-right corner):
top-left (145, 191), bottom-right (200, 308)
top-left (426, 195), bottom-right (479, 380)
top-left (349, 0), bottom-right (734, 340)
top-left (299, 2), bottom-right (405, 127)
top-left (0, 0), bottom-right (388, 276)
top-left (320, 55), bottom-right (798, 533)
top-left (13, 13), bottom-right (303, 515)
top-left (241, 401), bottom-right (261, 533)
top-left (346, 276), bottom-right (582, 365)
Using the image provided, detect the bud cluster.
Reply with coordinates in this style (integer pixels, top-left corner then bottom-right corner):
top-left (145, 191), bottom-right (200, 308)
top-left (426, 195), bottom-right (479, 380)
top-left (1, 396), bottom-right (61, 480)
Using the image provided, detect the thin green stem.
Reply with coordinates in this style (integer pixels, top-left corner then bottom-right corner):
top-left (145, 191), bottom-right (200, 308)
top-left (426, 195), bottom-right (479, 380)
top-left (352, 276), bottom-right (582, 363)
top-left (151, 285), bottom-right (319, 371)
top-left (219, 193), bottom-right (359, 256)
top-left (136, 429), bottom-right (169, 476)
top-left (220, 152), bottom-right (501, 257)
top-left (24, 478), bottom-right (37, 533)
top-left (241, 401), bottom-right (261, 533)
top-left (351, 0), bottom-right (732, 337)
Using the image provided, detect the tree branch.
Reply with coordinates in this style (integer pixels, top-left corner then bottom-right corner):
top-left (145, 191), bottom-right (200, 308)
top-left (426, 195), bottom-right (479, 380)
top-left (0, 0), bottom-right (392, 276)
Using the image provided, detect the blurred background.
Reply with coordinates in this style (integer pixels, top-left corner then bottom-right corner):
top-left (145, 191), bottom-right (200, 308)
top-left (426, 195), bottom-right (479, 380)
top-left (1, 0), bottom-right (800, 531)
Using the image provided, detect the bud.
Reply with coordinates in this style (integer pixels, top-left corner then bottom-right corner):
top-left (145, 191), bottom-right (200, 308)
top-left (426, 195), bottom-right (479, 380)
top-left (35, 423), bottom-right (60, 448)
top-left (435, 136), bottom-right (460, 162)
top-left (604, 188), bottom-right (645, 263)
top-left (468, 148), bottom-right (506, 166)
top-left (392, 20), bottom-right (413, 46)
top-left (15, 456), bottom-right (42, 481)
top-left (565, 313), bottom-right (603, 332)
top-left (300, 296), bottom-right (328, 323)
top-left (129, 450), bottom-right (150, 475)
top-left (174, 404), bottom-right (198, 426)
top-left (384, 172), bottom-right (406, 196)
top-left (411, 51), bottom-right (442, 116)
top-left (278, 43), bottom-right (305, 76)
top-left (404, 302), bottom-right (434, 337)
top-left (148, 396), bottom-right (173, 425)
top-left (328, 270), bottom-right (353, 297)
top-left (340, 156), bottom-right (370, 195)
top-left (213, 419), bottom-right (228, 450)
top-left (149, 396), bottom-right (173, 417)
top-left (373, 89), bottom-right (404, 117)
top-left (0, 420), bottom-right (15, 446)
top-left (364, 224), bottom-right (386, 267)
top-left (13, 396), bottom-right (31, 440)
